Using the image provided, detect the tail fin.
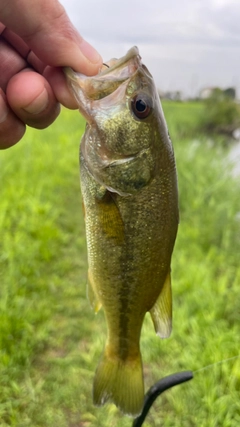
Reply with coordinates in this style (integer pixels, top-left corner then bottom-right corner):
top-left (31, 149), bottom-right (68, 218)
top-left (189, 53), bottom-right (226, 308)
top-left (93, 349), bottom-right (144, 417)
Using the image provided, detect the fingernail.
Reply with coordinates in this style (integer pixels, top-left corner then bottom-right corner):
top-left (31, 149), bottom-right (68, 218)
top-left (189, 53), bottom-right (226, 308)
top-left (23, 87), bottom-right (49, 114)
top-left (0, 92), bottom-right (9, 123)
top-left (80, 39), bottom-right (102, 64)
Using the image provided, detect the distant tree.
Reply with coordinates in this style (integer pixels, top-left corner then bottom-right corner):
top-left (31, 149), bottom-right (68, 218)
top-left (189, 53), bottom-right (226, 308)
top-left (224, 87), bottom-right (236, 100)
top-left (200, 88), bottom-right (240, 136)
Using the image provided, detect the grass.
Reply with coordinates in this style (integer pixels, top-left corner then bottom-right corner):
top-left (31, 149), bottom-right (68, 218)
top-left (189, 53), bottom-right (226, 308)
top-left (0, 103), bottom-right (239, 426)
top-left (161, 100), bottom-right (204, 139)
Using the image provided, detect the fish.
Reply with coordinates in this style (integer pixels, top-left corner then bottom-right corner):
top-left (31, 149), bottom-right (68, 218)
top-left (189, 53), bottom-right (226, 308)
top-left (64, 46), bottom-right (179, 417)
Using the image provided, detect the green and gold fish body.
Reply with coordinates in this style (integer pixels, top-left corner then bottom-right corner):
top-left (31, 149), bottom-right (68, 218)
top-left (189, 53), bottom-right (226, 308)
top-left (65, 47), bottom-right (178, 417)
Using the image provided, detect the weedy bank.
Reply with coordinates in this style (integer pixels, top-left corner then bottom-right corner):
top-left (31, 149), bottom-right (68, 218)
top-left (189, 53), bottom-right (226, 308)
top-left (0, 103), bottom-right (239, 426)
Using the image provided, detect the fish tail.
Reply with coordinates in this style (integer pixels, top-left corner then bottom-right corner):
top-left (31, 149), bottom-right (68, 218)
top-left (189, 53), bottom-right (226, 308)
top-left (93, 348), bottom-right (144, 417)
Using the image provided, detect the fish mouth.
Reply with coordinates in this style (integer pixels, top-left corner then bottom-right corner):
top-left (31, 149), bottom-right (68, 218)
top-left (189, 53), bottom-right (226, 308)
top-left (64, 46), bottom-right (142, 120)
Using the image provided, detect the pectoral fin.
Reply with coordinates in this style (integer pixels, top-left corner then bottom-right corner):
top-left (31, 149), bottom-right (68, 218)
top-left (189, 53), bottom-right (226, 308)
top-left (150, 271), bottom-right (172, 338)
top-left (87, 269), bottom-right (102, 313)
top-left (96, 190), bottom-right (125, 244)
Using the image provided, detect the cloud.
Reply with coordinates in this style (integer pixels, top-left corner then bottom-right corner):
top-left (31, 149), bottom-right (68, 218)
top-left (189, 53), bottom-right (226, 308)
top-left (61, 0), bottom-right (240, 48)
top-left (60, 0), bottom-right (240, 96)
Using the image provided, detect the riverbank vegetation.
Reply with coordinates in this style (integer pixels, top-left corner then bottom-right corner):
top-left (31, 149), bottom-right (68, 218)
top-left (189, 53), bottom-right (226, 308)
top-left (0, 103), bottom-right (239, 426)
top-left (200, 89), bottom-right (240, 137)
top-left (163, 91), bottom-right (240, 140)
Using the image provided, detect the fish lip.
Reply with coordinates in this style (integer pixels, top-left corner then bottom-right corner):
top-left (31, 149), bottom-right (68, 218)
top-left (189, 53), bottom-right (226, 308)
top-left (95, 46), bottom-right (140, 78)
top-left (64, 46), bottom-right (142, 121)
top-left (65, 46), bottom-right (140, 83)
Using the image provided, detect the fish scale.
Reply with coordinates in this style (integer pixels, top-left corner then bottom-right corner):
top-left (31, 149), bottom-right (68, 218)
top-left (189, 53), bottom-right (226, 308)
top-left (65, 46), bottom-right (178, 417)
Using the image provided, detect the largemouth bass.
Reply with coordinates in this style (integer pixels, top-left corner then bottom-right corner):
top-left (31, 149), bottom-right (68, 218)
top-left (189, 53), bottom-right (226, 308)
top-left (65, 46), bottom-right (178, 417)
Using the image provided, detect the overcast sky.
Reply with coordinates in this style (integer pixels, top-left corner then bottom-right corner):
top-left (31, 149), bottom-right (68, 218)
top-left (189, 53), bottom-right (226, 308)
top-left (60, 0), bottom-right (240, 98)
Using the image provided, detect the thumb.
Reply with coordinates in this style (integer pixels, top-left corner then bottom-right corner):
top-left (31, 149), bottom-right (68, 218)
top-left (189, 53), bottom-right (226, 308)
top-left (0, 0), bottom-right (102, 75)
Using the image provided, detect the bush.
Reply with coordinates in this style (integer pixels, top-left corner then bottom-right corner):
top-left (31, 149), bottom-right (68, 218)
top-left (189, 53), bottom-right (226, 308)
top-left (200, 88), bottom-right (240, 136)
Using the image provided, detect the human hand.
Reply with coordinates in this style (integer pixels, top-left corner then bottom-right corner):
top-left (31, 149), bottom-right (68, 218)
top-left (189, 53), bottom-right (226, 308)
top-left (0, 0), bottom-right (102, 149)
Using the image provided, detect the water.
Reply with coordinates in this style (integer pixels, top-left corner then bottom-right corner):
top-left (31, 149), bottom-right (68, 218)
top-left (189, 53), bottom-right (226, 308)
top-left (228, 140), bottom-right (240, 177)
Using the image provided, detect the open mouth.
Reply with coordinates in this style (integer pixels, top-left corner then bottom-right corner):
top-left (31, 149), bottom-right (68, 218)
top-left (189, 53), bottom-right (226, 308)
top-left (64, 46), bottom-right (141, 102)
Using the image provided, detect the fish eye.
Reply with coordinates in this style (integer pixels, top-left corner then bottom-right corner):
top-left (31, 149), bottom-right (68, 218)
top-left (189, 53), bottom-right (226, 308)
top-left (131, 94), bottom-right (152, 120)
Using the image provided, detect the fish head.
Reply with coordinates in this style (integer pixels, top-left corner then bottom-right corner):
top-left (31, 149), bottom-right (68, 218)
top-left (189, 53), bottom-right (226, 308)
top-left (65, 47), bottom-right (171, 195)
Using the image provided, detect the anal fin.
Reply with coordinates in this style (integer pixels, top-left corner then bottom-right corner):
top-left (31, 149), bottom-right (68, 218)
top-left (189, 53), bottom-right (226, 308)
top-left (150, 271), bottom-right (172, 338)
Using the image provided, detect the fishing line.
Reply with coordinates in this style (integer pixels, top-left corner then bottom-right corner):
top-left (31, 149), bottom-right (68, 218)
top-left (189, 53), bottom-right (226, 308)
top-left (132, 356), bottom-right (240, 426)
top-left (132, 355), bottom-right (240, 426)
top-left (193, 354), bottom-right (240, 374)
